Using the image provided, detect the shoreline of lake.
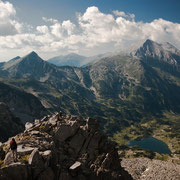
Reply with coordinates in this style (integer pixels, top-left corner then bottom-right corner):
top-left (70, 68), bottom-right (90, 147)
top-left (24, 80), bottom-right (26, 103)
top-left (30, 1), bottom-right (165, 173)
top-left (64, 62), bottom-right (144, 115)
top-left (127, 136), bottom-right (172, 154)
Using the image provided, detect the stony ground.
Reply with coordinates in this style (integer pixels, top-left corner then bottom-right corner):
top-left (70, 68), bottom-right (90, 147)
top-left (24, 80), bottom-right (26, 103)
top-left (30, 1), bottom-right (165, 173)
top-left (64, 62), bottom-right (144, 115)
top-left (121, 158), bottom-right (180, 180)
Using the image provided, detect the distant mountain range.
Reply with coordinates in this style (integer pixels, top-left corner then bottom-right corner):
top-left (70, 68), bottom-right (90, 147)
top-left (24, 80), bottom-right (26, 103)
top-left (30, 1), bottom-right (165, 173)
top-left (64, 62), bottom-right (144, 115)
top-left (0, 39), bottom-right (180, 136)
top-left (47, 52), bottom-right (112, 67)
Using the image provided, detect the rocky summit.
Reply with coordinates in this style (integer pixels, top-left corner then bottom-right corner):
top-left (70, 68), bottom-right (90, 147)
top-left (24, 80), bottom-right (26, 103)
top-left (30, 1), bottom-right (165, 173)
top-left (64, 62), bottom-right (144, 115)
top-left (0, 112), bottom-right (132, 180)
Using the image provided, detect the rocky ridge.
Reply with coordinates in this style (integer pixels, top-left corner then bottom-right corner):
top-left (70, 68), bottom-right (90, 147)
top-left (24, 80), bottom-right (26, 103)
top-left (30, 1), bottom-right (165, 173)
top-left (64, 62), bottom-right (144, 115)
top-left (0, 112), bottom-right (132, 180)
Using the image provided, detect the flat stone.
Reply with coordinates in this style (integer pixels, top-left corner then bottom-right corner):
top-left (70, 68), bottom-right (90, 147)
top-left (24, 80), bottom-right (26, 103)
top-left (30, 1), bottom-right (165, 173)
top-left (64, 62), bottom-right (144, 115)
top-left (17, 145), bottom-right (34, 156)
top-left (29, 131), bottom-right (40, 136)
top-left (69, 161), bottom-right (81, 170)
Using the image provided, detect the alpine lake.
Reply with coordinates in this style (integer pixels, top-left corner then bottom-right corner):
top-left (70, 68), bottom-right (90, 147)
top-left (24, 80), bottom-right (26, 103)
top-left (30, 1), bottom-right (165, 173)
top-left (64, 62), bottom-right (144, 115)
top-left (127, 136), bottom-right (171, 154)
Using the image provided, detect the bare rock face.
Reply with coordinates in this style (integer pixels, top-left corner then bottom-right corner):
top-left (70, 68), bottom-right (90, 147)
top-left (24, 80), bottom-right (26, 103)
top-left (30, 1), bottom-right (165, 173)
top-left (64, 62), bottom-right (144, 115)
top-left (0, 113), bottom-right (132, 180)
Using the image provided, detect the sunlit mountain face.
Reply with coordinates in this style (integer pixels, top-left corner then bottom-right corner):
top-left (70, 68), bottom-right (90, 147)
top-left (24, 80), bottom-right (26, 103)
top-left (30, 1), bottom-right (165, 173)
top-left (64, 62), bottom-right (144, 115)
top-left (0, 40), bottom-right (180, 136)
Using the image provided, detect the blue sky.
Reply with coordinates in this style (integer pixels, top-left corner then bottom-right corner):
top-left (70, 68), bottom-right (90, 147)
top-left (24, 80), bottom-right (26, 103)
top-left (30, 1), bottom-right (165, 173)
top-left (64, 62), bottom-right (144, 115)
top-left (0, 0), bottom-right (180, 61)
top-left (9, 0), bottom-right (180, 24)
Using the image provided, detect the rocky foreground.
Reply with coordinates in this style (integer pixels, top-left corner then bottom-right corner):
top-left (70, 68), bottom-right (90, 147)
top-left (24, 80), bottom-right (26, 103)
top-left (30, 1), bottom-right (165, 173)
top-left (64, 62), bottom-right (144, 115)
top-left (0, 113), bottom-right (132, 180)
top-left (121, 158), bottom-right (180, 180)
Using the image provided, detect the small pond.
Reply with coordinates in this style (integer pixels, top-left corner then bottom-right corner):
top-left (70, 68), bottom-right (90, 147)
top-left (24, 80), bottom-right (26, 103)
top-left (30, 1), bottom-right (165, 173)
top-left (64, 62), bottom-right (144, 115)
top-left (127, 136), bottom-right (171, 154)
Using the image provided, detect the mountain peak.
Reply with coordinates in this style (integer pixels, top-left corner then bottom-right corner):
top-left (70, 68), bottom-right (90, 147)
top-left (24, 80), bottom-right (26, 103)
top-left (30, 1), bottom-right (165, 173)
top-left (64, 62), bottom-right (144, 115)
top-left (144, 39), bottom-right (154, 44)
top-left (22, 51), bottom-right (43, 62)
top-left (27, 51), bottom-right (38, 57)
top-left (142, 39), bottom-right (159, 48)
top-left (134, 39), bottom-right (162, 57)
top-left (134, 39), bottom-right (179, 65)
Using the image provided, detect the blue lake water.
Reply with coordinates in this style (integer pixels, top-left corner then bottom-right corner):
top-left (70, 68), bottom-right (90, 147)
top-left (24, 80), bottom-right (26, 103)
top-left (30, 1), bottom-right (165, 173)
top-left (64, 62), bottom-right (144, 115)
top-left (127, 136), bottom-right (171, 154)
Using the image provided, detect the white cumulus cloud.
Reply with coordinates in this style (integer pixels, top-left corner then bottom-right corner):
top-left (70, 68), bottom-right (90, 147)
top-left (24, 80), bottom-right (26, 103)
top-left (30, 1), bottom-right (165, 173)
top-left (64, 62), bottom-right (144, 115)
top-left (0, 0), bottom-right (22, 36)
top-left (0, 3), bottom-right (180, 61)
top-left (36, 25), bottom-right (49, 34)
top-left (113, 10), bottom-right (135, 21)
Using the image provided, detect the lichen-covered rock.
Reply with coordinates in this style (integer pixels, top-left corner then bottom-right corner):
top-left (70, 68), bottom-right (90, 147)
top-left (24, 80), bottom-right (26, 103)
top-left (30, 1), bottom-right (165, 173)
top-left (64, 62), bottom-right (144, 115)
top-left (0, 112), bottom-right (132, 180)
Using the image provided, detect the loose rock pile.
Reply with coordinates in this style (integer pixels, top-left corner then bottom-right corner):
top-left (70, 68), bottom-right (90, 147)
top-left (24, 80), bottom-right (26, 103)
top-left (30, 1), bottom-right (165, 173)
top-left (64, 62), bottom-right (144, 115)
top-left (0, 113), bottom-right (132, 180)
top-left (121, 158), bottom-right (180, 180)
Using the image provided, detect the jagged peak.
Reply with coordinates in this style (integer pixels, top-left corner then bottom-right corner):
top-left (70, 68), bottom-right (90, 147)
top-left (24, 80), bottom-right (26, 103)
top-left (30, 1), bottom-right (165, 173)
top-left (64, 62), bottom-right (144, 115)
top-left (137, 39), bottom-right (179, 55)
top-left (130, 39), bottom-right (159, 56)
top-left (144, 39), bottom-right (155, 44)
top-left (21, 51), bottom-right (44, 62)
top-left (26, 51), bottom-right (39, 57)
top-left (141, 39), bottom-right (160, 48)
top-left (133, 39), bottom-right (179, 65)
top-left (133, 39), bottom-right (160, 57)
